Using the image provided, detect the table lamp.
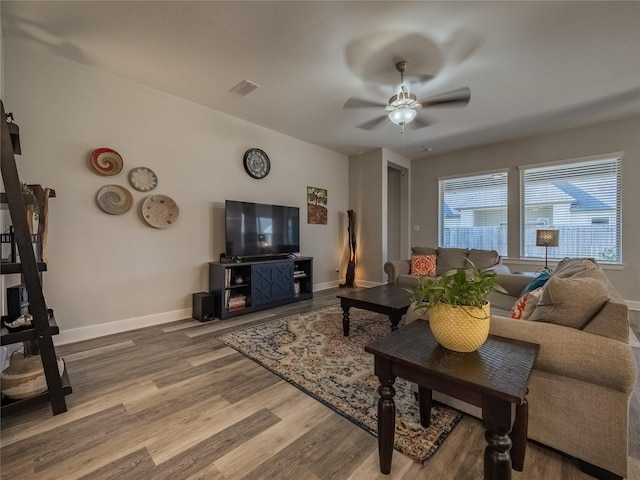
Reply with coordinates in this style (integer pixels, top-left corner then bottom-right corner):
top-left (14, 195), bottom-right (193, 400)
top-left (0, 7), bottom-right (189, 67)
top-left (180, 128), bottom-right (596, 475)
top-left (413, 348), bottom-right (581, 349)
top-left (536, 229), bottom-right (559, 272)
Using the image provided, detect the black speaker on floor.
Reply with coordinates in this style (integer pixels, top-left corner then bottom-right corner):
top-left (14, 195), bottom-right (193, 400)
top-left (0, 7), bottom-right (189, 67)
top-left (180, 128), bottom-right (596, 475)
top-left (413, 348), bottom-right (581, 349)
top-left (192, 292), bottom-right (215, 322)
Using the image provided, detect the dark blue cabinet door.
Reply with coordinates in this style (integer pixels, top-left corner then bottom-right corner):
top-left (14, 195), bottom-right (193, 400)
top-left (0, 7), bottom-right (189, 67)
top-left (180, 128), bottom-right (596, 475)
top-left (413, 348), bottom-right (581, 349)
top-left (252, 262), bottom-right (293, 306)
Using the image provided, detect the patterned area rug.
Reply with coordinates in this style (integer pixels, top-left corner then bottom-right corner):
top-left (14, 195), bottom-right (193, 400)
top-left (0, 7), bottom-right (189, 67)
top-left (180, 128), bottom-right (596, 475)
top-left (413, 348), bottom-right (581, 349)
top-left (218, 305), bottom-right (463, 463)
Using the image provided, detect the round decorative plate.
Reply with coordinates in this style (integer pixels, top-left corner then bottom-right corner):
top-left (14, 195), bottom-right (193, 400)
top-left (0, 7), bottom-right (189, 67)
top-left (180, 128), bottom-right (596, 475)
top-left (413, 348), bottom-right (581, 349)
top-left (91, 147), bottom-right (124, 176)
top-left (142, 194), bottom-right (179, 228)
top-left (96, 185), bottom-right (133, 215)
top-left (129, 167), bottom-right (158, 192)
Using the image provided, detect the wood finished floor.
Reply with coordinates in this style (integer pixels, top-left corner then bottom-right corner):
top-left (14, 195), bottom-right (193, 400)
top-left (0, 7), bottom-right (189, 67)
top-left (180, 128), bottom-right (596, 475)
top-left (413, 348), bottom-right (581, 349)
top-left (1, 288), bottom-right (639, 480)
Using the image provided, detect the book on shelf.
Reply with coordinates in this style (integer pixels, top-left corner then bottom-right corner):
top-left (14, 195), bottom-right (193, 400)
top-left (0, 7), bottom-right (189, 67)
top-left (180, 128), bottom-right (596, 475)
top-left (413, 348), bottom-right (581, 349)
top-left (224, 268), bottom-right (231, 287)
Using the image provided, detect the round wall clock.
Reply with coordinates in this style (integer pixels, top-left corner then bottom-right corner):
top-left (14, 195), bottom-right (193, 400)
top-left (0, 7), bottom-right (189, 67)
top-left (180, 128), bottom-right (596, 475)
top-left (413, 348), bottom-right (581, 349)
top-left (243, 148), bottom-right (270, 179)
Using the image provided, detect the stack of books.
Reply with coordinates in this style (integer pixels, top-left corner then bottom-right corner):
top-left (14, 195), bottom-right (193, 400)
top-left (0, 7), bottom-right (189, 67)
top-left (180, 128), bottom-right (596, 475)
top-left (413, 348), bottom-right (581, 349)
top-left (294, 270), bottom-right (306, 278)
top-left (227, 294), bottom-right (246, 311)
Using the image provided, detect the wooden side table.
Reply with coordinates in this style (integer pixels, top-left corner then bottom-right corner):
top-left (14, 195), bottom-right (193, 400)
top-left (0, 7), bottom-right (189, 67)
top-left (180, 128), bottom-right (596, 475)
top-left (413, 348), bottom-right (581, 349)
top-left (365, 319), bottom-right (539, 479)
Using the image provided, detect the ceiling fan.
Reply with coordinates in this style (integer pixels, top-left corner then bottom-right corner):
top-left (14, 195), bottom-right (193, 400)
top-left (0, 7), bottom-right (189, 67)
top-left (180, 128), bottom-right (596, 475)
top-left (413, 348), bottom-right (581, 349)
top-left (343, 61), bottom-right (471, 131)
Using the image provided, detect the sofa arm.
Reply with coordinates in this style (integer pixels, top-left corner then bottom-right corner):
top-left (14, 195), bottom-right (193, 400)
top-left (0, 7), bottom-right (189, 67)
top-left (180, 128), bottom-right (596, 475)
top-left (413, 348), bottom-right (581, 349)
top-left (490, 315), bottom-right (637, 394)
top-left (494, 273), bottom-right (533, 297)
top-left (384, 260), bottom-right (411, 284)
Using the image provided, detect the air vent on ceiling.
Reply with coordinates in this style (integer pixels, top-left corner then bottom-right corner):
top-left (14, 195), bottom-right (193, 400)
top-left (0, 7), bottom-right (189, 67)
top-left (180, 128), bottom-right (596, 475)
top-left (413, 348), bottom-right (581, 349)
top-left (230, 80), bottom-right (260, 96)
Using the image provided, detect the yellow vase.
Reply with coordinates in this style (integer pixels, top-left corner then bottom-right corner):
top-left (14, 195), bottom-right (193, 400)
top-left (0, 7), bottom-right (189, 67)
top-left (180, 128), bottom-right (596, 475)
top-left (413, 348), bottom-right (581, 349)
top-left (428, 302), bottom-right (491, 352)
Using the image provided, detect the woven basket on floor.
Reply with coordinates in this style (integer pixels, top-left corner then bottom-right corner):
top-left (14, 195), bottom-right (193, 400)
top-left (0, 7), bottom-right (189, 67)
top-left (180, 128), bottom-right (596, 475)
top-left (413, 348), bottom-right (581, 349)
top-left (428, 303), bottom-right (491, 352)
top-left (1, 355), bottom-right (65, 400)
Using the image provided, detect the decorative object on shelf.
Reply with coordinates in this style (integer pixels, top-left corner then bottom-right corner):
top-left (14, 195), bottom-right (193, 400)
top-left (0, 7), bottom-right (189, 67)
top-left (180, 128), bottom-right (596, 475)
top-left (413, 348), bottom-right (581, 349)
top-left (5, 112), bottom-right (21, 155)
top-left (142, 194), bottom-right (179, 228)
top-left (243, 148), bottom-right (270, 179)
top-left (1, 354), bottom-right (65, 400)
top-left (407, 264), bottom-right (507, 352)
top-left (129, 167), bottom-right (158, 192)
top-left (96, 184), bottom-right (133, 215)
top-left (235, 275), bottom-right (244, 284)
top-left (307, 186), bottom-right (328, 225)
top-left (339, 209), bottom-right (357, 288)
top-left (90, 147), bottom-right (123, 176)
top-left (536, 229), bottom-right (559, 272)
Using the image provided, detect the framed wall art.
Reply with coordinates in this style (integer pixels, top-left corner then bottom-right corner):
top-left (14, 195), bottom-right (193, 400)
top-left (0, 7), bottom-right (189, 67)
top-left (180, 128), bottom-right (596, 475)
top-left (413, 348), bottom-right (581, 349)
top-left (307, 186), bottom-right (327, 225)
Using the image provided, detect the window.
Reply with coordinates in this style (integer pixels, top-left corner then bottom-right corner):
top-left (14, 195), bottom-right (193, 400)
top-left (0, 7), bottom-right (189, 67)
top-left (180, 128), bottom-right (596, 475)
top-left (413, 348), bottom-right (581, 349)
top-left (520, 156), bottom-right (621, 263)
top-left (439, 171), bottom-right (508, 256)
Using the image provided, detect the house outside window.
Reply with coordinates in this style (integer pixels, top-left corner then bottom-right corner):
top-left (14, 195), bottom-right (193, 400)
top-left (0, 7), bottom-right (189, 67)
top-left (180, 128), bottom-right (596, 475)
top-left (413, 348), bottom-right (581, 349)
top-left (439, 171), bottom-right (508, 256)
top-left (520, 156), bottom-right (621, 263)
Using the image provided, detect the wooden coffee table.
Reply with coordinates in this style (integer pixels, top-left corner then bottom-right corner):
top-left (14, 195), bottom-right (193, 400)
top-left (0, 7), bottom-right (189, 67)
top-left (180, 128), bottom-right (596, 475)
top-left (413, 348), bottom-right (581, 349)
top-left (365, 319), bottom-right (539, 479)
top-left (337, 284), bottom-right (412, 336)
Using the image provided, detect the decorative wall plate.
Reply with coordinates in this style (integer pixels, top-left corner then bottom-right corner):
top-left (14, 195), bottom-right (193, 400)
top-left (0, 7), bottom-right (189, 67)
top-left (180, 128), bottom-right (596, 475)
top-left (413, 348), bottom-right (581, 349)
top-left (96, 184), bottom-right (133, 215)
top-left (129, 167), bottom-right (158, 192)
top-left (142, 194), bottom-right (179, 228)
top-left (91, 147), bottom-right (123, 176)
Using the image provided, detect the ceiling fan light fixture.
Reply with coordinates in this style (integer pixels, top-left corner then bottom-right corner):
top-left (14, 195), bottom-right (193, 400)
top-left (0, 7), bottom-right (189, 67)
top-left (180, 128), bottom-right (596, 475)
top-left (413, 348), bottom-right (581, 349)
top-left (388, 107), bottom-right (417, 125)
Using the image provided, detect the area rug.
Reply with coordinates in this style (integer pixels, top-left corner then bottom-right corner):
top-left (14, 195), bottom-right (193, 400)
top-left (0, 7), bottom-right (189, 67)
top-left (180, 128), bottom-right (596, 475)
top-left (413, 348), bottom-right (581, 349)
top-left (217, 305), bottom-right (463, 463)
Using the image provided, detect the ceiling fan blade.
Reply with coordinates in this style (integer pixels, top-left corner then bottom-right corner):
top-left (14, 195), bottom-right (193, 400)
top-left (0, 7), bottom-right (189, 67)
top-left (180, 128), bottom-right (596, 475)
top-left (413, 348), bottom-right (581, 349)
top-left (419, 87), bottom-right (471, 108)
top-left (406, 117), bottom-right (431, 131)
top-left (405, 73), bottom-right (434, 84)
top-left (356, 115), bottom-right (388, 130)
top-left (343, 97), bottom-right (388, 109)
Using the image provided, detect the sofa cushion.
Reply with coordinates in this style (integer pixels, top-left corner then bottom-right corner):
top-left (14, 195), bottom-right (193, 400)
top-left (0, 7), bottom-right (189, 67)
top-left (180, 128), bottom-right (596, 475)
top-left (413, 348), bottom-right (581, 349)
top-left (436, 248), bottom-right (469, 275)
top-left (553, 257), bottom-right (598, 278)
top-left (467, 248), bottom-right (499, 270)
top-left (411, 246), bottom-right (438, 256)
top-left (411, 254), bottom-right (436, 276)
top-left (529, 276), bottom-right (609, 329)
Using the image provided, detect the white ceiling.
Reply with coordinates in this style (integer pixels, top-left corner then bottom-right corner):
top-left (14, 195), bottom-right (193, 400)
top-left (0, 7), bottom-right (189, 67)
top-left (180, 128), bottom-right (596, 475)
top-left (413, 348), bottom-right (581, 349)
top-left (2, 1), bottom-right (640, 160)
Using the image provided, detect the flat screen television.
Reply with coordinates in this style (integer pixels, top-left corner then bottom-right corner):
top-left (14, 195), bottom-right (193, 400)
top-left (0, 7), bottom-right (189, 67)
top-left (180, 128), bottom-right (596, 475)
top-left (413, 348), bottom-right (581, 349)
top-left (225, 200), bottom-right (300, 258)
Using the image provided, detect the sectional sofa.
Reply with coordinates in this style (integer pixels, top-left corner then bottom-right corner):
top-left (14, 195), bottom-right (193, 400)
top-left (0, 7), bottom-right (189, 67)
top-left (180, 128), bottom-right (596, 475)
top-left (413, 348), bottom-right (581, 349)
top-left (387, 251), bottom-right (636, 479)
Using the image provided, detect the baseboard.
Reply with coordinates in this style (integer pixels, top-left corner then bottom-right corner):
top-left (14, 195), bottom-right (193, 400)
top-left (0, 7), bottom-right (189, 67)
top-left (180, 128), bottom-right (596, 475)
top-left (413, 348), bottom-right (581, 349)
top-left (54, 308), bottom-right (191, 346)
top-left (627, 300), bottom-right (640, 311)
top-left (313, 280), bottom-right (341, 291)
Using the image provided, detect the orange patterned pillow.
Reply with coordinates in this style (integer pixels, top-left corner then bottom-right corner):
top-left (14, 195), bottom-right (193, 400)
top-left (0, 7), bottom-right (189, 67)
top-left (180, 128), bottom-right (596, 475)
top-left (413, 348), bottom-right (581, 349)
top-left (510, 292), bottom-right (529, 319)
top-left (411, 254), bottom-right (437, 276)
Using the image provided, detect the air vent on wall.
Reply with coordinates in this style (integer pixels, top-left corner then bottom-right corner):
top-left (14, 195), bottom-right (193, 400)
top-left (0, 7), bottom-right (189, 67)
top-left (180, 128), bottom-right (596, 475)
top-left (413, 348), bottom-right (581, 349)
top-left (230, 80), bottom-right (260, 96)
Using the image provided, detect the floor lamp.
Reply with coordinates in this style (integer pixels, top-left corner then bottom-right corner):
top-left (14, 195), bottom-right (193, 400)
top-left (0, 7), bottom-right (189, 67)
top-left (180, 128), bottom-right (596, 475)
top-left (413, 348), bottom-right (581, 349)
top-left (536, 229), bottom-right (559, 272)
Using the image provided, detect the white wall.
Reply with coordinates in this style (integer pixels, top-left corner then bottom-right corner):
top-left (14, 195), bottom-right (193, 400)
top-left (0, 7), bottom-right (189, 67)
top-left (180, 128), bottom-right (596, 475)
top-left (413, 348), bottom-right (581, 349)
top-left (4, 39), bottom-right (349, 342)
top-left (348, 148), bottom-right (410, 285)
top-left (411, 115), bottom-right (640, 303)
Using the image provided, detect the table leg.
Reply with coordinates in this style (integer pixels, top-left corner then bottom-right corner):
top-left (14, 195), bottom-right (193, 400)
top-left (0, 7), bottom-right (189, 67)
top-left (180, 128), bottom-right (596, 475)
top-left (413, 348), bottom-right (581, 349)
top-left (377, 374), bottom-right (396, 474)
top-left (510, 395), bottom-right (528, 471)
top-left (482, 397), bottom-right (513, 480)
top-left (389, 311), bottom-right (402, 331)
top-left (418, 385), bottom-right (432, 428)
top-left (341, 301), bottom-right (350, 336)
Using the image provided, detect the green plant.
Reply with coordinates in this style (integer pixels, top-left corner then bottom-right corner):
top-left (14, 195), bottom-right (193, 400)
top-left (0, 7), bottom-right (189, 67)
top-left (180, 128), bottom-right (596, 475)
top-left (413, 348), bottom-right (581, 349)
top-left (406, 262), bottom-right (507, 318)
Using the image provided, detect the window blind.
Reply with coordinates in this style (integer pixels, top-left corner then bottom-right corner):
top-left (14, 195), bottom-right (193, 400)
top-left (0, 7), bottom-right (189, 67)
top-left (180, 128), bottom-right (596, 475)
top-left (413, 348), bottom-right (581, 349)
top-left (439, 172), bottom-right (508, 256)
top-left (520, 157), bottom-right (621, 263)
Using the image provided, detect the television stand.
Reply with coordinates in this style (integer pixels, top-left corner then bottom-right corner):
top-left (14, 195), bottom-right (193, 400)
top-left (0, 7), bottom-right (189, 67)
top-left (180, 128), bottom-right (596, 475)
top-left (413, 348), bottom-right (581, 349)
top-left (209, 256), bottom-right (313, 319)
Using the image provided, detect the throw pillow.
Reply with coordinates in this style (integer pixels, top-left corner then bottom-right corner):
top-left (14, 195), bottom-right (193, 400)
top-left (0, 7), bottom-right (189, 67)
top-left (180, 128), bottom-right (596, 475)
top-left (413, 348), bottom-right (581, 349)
top-left (436, 248), bottom-right (469, 276)
top-left (467, 249), bottom-right (500, 271)
top-left (553, 257), bottom-right (598, 279)
top-left (521, 287), bottom-right (543, 320)
top-left (521, 272), bottom-right (551, 294)
top-left (411, 254), bottom-right (437, 276)
top-left (510, 292), bottom-right (529, 319)
top-left (528, 277), bottom-right (609, 329)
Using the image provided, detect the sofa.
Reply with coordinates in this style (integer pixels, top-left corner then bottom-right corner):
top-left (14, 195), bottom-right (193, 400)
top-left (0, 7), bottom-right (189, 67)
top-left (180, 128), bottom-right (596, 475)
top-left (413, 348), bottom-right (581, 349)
top-left (405, 257), bottom-right (636, 479)
top-left (384, 246), bottom-right (510, 286)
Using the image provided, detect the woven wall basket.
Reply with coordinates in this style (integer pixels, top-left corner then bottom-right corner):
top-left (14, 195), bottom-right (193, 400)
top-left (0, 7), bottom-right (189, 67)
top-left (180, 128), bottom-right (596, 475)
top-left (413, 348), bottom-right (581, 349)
top-left (429, 303), bottom-right (491, 352)
top-left (1, 355), bottom-right (65, 400)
